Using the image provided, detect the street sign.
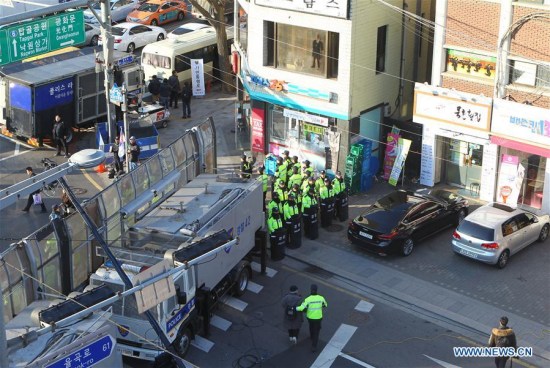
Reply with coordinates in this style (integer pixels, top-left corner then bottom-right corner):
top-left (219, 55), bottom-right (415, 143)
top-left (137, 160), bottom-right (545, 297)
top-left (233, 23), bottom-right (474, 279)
top-left (110, 84), bottom-right (124, 104)
top-left (0, 10), bottom-right (85, 66)
top-left (45, 334), bottom-right (115, 368)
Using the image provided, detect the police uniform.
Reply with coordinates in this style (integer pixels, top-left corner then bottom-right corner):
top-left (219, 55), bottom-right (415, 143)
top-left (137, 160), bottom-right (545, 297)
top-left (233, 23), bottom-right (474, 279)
top-left (296, 284), bottom-right (327, 352)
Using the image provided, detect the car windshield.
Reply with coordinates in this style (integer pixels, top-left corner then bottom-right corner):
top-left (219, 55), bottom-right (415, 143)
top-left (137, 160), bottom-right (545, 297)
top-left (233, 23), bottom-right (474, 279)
top-left (457, 220), bottom-right (494, 241)
top-left (111, 27), bottom-right (126, 36)
top-left (172, 28), bottom-right (194, 35)
top-left (139, 3), bottom-right (159, 12)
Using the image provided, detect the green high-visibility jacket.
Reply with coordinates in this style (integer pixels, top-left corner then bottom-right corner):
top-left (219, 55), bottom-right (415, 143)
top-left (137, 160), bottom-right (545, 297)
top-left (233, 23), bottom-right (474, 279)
top-left (268, 216), bottom-right (283, 233)
top-left (275, 162), bottom-right (288, 182)
top-left (301, 194), bottom-right (318, 212)
top-left (275, 187), bottom-right (288, 201)
top-left (296, 294), bottom-right (327, 320)
top-left (301, 180), bottom-right (311, 193)
top-left (315, 176), bottom-right (327, 192)
top-left (319, 186), bottom-right (334, 200)
top-left (267, 200), bottom-right (283, 217)
top-left (332, 179), bottom-right (341, 195)
top-left (288, 173), bottom-right (303, 188)
top-left (283, 201), bottom-right (300, 221)
top-left (258, 174), bottom-right (268, 192)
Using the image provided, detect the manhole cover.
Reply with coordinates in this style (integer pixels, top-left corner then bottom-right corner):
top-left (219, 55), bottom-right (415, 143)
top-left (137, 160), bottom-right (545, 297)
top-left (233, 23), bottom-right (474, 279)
top-left (71, 187), bottom-right (87, 195)
top-left (325, 224), bottom-right (344, 232)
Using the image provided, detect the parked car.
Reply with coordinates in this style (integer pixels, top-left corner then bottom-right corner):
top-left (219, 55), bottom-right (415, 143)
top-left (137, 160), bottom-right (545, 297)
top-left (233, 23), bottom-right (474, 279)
top-left (166, 22), bottom-right (212, 39)
top-left (84, 23), bottom-right (100, 46)
top-left (348, 189), bottom-right (469, 256)
top-left (99, 22), bottom-right (166, 53)
top-left (126, 0), bottom-right (187, 26)
top-left (84, 0), bottom-right (139, 25)
top-left (452, 203), bottom-right (549, 268)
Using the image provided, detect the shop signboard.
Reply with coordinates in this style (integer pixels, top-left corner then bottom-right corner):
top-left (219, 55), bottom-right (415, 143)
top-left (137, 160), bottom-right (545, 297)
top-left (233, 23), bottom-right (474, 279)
top-left (491, 99), bottom-right (550, 149)
top-left (446, 49), bottom-right (496, 81)
top-left (413, 83), bottom-right (492, 132)
top-left (251, 107), bottom-right (265, 152)
top-left (496, 154), bottom-right (523, 206)
top-left (383, 132), bottom-right (400, 180)
top-left (420, 127), bottom-right (435, 187)
top-left (255, 0), bottom-right (348, 19)
top-left (190, 59), bottom-right (205, 96)
top-left (389, 138), bottom-right (412, 186)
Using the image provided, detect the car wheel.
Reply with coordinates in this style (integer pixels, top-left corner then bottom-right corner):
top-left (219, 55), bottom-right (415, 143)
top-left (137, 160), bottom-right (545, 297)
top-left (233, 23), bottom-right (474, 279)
top-left (401, 238), bottom-right (414, 257)
top-left (151, 19), bottom-right (158, 26)
top-left (233, 266), bottom-right (250, 297)
top-left (174, 325), bottom-right (192, 357)
top-left (177, 11), bottom-right (185, 21)
top-left (538, 224), bottom-right (549, 242)
top-left (162, 120), bottom-right (168, 128)
top-left (157, 33), bottom-right (164, 41)
top-left (90, 35), bottom-right (99, 46)
top-left (127, 43), bottom-right (135, 53)
top-left (496, 250), bottom-right (509, 269)
top-left (456, 209), bottom-right (467, 225)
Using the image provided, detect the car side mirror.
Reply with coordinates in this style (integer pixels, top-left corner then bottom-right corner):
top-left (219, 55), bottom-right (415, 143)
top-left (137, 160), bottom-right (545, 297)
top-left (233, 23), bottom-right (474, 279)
top-left (531, 217), bottom-right (538, 223)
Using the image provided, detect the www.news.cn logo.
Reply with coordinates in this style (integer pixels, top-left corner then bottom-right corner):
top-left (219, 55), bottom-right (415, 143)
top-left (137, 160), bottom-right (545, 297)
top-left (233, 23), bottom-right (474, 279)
top-left (453, 347), bottom-right (533, 358)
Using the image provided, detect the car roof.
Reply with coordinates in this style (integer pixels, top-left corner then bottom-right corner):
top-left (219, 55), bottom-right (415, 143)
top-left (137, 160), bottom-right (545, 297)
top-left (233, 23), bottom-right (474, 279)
top-left (176, 23), bottom-right (210, 30)
top-left (114, 22), bottom-right (145, 30)
top-left (465, 203), bottom-right (524, 227)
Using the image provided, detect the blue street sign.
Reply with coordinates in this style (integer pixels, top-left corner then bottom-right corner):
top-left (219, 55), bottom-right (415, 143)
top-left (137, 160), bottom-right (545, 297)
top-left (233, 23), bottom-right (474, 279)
top-left (45, 334), bottom-right (115, 368)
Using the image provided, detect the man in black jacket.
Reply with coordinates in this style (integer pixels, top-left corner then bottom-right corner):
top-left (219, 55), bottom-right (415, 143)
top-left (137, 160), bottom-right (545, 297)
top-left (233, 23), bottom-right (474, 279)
top-left (488, 316), bottom-right (517, 368)
top-left (52, 115), bottom-right (69, 158)
top-left (181, 81), bottom-right (192, 119)
top-left (22, 167), bottom-right (47, 213)
top-left (148, 75), bottom-right (161, 103)
top-left (168, 70), bottom-right (181, 108)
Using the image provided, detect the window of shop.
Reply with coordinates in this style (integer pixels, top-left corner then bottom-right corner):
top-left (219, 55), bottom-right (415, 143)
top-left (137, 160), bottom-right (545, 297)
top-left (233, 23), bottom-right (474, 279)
top-left (499, 148), bottom-right (546, 210)
top-left (376, 25), bottom-right (387, 73)
top-left (263, 22), bottom-right (339, 78)
top-left (509, 60), bottom-right (550, 88)
top-left (443, 138), bottom-right (483, 189)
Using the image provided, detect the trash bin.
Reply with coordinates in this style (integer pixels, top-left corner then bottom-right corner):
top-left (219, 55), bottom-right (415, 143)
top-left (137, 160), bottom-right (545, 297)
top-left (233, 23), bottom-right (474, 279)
top-left (270, 229), bottom-right (286, 261)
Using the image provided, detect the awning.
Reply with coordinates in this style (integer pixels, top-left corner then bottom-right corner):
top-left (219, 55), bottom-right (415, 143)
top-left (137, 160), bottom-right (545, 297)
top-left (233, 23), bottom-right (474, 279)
top-left (490, 135), bottom-right (550, 158)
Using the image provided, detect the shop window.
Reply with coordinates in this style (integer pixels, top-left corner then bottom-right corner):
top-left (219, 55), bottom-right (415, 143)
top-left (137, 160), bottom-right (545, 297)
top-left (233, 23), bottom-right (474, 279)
top-left (264, 21), bottom-right (274, 66)
top-left (509, 61), bottom-right (550, 88)
top-left (376, 25), bottom-right (387, 74)
top-left (270, 107), bottom-right (286, 141)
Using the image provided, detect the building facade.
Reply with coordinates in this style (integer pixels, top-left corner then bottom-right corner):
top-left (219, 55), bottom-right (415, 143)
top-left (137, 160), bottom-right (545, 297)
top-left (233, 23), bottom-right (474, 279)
top-left (234, 0), bottom-right (433, 174)
top-left (417, 0), bottom-right (550, 214)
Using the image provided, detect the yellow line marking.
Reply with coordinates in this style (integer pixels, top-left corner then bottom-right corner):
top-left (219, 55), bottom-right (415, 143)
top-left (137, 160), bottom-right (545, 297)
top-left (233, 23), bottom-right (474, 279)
top-left (81, 169), bottom-right (103, 191)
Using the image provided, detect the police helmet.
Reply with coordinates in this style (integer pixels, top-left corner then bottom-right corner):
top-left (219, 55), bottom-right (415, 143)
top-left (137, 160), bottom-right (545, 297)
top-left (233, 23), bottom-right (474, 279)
top-left (324, 178), bottom-right (330, 183)
top-left (320, 170), bottom-right (326, 175)
top-left (288, 193), bottom-right (296, 199)
top-left (292, 184), bottom-right (300, 190)
top-left (272, 207), bottom-right (280, 213)
top-left (303, 160), bottom-right (310, 166)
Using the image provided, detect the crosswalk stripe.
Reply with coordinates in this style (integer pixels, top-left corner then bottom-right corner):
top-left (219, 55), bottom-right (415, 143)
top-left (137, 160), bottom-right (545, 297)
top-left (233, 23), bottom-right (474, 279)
top-left (191, 335), bottom-right (214, 352)
top-left (251, 262), bottom-right (277, 277)
top-left (311, 324), bottom-right (357, 368)
top-left (354, 300), bottom-right (374, 313)
top-left (222, 296), bottom-right (248, 312)
top-left (247, 281), bottom-right (263, 294)
top-left (210, 314), bottom-right (232, 331)
top-left (339, 353), bottom-right (377, 368)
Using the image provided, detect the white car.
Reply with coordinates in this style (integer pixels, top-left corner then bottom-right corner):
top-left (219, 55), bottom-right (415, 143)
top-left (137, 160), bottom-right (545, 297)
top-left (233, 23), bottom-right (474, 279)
top-left (84, 23), bottom-right (101, 46)
top-left (99, 23), bottom-right (166, 53)
top-left (166, 22), bottom-right (212, 39)
top-left (84, 0), bottom-right (139, 25)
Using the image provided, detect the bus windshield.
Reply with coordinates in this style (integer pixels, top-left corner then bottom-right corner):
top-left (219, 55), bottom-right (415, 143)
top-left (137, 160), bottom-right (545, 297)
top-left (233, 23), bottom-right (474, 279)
top-left (142, 53), bottom-right (171, 69)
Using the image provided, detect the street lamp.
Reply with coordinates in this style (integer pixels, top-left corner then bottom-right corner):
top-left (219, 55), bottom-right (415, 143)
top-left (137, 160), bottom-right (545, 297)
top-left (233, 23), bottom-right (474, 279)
top-left (121, 84), bottom-right (130, 172)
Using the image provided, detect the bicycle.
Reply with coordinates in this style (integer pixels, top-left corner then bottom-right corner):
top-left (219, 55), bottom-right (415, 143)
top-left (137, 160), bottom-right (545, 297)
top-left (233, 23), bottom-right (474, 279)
top-left (41, 158), bottom-right (60, 197)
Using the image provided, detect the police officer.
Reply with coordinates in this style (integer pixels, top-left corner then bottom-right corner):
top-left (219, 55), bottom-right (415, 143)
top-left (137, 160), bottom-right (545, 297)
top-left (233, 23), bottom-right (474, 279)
top-left (288, 166), bottom-right (303, 189)
top-left (267, 191), bottom-right (283, 217)
top-left (275, 180), bottom-right (289, 202)
top-left (291, 155), bottom-right (301, 172)
top-left (288, 184), bottom-right (303, 210)
top-left (315, 170), bottom-right (328, 193)
top-left (296, 284), bottom-right (327, 352)
top-left (319, 178), bottom-right (335, 228)
top-left (283, 193), bottom-right (301, 248)
top-left (268, 207), bottom-right (286, 261)
top-left (332, 171), bottom-right (348, 221)
top-left (302, 160), bottom-right (313, 178)
top-left (302, 176), bottom-right (316, 197)
top-left (302, 187), bottom-right (319, 239)
top-left (240, 154), bottom-right (252, 178)
top-left (274, 157), bottom-right (288, 191)
top-left (258, 166), bottom-right (269, 210)
top-left (283, 150), bottom-right (292, 167)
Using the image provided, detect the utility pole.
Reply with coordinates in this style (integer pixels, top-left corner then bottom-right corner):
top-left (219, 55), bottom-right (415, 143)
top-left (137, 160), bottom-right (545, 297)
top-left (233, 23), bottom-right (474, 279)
top-left (100, 0), bottom-right (115, 143)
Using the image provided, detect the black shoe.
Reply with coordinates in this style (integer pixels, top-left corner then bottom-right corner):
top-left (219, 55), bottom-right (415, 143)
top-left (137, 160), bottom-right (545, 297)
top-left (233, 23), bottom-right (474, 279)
top-left (187, 115), bottom-right (191, 118)
top-left (22, 209), bottom-right (29, 212)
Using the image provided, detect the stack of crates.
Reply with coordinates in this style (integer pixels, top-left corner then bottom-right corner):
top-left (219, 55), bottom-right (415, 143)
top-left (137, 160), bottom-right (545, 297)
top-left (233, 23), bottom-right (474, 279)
top-left (345, 144), bottom-right (363, 194)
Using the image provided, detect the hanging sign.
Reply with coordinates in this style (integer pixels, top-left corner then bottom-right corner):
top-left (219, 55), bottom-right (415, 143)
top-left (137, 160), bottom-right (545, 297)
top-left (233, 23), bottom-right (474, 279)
top-left (389, 138), bottom-right (412, 186)
top-left (190, 59), bottom-right (205, 96)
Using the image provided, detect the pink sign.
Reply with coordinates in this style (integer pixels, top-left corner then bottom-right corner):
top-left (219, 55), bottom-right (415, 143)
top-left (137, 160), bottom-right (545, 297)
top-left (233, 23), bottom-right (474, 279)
top-left (251, 107), bottom-right (265, 153)
top-left (383, 133), bottom-right (400, 180)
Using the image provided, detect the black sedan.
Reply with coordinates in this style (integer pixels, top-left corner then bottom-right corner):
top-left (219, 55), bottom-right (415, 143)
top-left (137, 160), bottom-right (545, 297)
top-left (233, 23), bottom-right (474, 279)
top-left (348, 189), bottom-right (469, 256)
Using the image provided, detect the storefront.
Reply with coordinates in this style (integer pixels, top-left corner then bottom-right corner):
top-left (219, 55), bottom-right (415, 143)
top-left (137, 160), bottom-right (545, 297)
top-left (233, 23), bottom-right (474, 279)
top-left (490, 99), bottom-right (550, 214)
top-left (413, 83), bottom-right (498, 202)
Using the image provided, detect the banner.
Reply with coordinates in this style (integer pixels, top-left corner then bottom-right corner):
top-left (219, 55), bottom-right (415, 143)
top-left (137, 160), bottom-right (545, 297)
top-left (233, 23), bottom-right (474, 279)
top-left (190, 59), bottom-right (205, 96)
top-left (388, 138), bottom-right (412, 186)
top-left (496, 154), bottom-right (523, 206)
top-left (383, 133), bottom-right (400, 180)
top-left (251, 107), bottom-right (265, 152)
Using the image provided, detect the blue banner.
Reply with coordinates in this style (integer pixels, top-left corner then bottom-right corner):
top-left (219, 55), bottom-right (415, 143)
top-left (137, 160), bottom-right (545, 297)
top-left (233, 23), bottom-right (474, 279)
top-left (35, 77), bottom-right (75, 111)
top-left (9, 83), bottom-right (32, 111)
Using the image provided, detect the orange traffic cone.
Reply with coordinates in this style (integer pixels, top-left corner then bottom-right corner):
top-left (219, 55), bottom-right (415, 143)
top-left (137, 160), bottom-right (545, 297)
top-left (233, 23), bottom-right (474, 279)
top-left (95, 163), bottom-right (107, 173)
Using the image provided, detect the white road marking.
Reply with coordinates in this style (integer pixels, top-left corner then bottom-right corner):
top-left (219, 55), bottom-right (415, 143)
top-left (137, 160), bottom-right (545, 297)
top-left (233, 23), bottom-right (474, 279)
top-left (354, 300), bottom-right (374, 313)
top-left (251, 262), bottom-right (277, 277)
top-left (191, 335), bottom-right (214, 352)
top-left (0, 147), bottom-right (32, 162)
top-left (310, 324), bottom-right (357, 368)
top-left (210, 314), bottom-right (232, 331)
top-left (247, 281), bottom-right (263, 294)
top-left (221, 296), bottom-right (247, 312)
top-left (424, 355), bottom-right (462, 368)
top-left (339, 352), bottom-right (377, 368)
top-left (14, 143), bottom-right (20, 155)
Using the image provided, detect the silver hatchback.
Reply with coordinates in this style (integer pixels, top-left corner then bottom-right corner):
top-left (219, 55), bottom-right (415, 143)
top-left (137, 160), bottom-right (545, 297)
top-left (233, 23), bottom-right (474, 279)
top-left (451, 203), bottom-right (549, 268)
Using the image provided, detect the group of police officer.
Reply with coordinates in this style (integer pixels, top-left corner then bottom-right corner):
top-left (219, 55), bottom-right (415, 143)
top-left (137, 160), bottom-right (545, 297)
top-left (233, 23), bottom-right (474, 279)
top-left (253, 150), bottom-right (348, 260)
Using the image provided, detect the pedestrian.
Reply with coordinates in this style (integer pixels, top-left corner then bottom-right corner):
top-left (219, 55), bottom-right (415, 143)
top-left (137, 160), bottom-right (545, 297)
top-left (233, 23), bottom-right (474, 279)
top-left (282, 285), bottom-right (304, 344)
top-left (488, 316), bottom-right (517, 368)
top-left (240, 154), bottom-right (252, 179)
top-left (127, 136), bottom-right (141, 171)
top-left (49, 204), bottom-right (62, 221)
top-left (311, 34), bottom-right (323, 69)
top-left (148, 75), bottom-right (161, 103)
top-left (168, 70), bottom-right (181, 108)
top-left (52, 115), bottom-right (70, 158)
top-left (22, 167), bottom-right (47, 213)
top-left (159, 79), bottom-right (171, 109)
top-left (296, 284), bottom-right (327, 352)
top-left (181, 81), bottom-right (192, 118)
top-left (109, 136), bottom-right (123, 173)
top-left (60, 189), bottom-right (75, 216)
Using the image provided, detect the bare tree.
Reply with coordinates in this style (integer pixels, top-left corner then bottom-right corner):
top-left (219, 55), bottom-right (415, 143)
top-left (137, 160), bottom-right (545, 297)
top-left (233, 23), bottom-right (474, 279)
top-left (187, 0), bottom-right (234, 93)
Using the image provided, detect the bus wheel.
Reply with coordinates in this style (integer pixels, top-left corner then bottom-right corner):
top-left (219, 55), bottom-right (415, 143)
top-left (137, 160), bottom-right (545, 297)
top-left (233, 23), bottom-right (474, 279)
top-left (233, 267), bottom-right (250, 297)
top-left (174, 325), bottom-right (192, 357)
